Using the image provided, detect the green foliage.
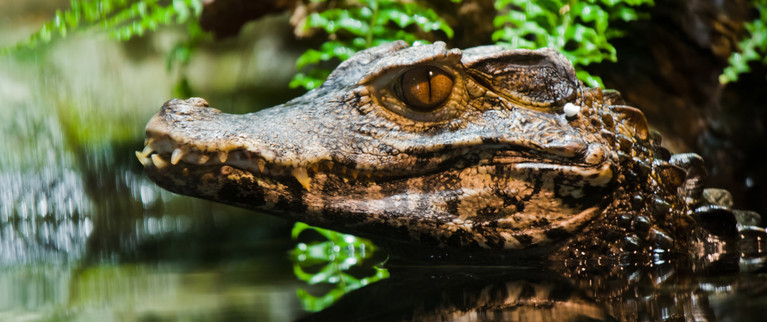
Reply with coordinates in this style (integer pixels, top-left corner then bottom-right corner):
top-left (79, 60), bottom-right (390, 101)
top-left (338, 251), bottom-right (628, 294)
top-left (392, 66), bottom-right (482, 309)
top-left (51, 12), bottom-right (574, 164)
top-left (721, 0), bottom-right (767, 84)
top-left (2, 0), bottom-right (204, 56)
top-left (493, 0), bottom-right (653, 87)
top-left (289, 0), bottom-right (456, 90)
top-left (290, 222), bottom-right (389, 312)
top-left (3, 0), bottom-right (211, 98)
top-left (293, 0), bottom-right (653, 89)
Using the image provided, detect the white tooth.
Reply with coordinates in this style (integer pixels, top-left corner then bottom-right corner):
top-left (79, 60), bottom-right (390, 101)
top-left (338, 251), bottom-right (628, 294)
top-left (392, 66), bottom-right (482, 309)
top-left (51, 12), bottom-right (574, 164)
top-left (151, 154), bottom-right (170, 169)
top-left (171, 148), bottom-right (183, 165)
top-left (135, 151), bottom-right (150, 166)
top-left (218, 151), bottom-right (228, 163)
top-left (198, 154), bottom-right (210, 164)
top-left (292, 167), bottom-right (311, 190)
top-left (138, 145), bottom-right (153, 158)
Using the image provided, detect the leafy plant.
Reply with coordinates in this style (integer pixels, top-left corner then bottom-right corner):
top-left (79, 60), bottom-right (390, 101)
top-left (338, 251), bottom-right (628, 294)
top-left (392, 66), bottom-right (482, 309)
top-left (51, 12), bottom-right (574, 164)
top-left (721, 0), bottom-right (767, 84)
top-left (289, 0), bottom-right (457, 90)
top-left (493, 0), bottom-right (654, 87)
top-left (290, 222), bottom-right (389, 312)
top-left (2, 0), bottom-right (210, 98)
top-left (2, 0), bottom-right (205, 61)
top-left (293, 0), bottom-right (653, 89)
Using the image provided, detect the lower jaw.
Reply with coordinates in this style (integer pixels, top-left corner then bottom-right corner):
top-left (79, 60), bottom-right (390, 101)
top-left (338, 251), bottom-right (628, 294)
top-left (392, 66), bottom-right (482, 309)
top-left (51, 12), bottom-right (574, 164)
top-left (144, 163), bottom-right (611, 261)
top-left (143, 156), bottom-right (612, 205)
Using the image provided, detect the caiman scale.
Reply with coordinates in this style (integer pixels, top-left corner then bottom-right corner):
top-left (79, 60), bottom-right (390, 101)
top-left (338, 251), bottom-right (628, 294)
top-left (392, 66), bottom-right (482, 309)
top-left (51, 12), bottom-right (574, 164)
top-left (138, 41), bottom-right (760, 263)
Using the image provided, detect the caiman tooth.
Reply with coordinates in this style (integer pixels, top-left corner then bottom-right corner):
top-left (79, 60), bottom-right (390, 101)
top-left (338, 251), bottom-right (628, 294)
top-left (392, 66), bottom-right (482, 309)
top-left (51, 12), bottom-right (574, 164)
top-left (144, 137), bottom-right (154, 146)
top-left (257, 159), bottom-right (266, 173)
top-left (326, 161), bottom-right (334, 171)
top-left (350, 169), bottom-right (359, 179)
top-left (311, 163), bottom-right (319, 173)
top-left (364, 172), bottom-right (372, 178)
top-left (292, 167), bottom-right (311, 190)
top-left (218, 151), bottom-right (228, 163)
top-left (171, 148), bottom-right (183, 165)
top-left (135, 151), bottom-right (150, 166)
top-left (137, 145), bottom-right (153, 159)
top-left (198, 154), bottom-right (210, 164)
top-left (151, 154), bottom-right (170, 169)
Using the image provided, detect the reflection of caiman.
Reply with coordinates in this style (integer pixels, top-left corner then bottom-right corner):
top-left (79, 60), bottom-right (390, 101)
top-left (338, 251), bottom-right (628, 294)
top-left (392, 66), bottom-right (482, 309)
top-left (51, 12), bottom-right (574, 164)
top-left (138, 41), bottom-right (762, 263)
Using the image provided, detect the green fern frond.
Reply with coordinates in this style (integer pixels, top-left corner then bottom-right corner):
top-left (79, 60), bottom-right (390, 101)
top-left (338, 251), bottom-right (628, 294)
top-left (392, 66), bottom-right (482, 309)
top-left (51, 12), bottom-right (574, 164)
top-left (720, 0), bottom-right (767, 84)
top-left (290, 0), bottom-right (456, 90)
top-left (2, 0), bottom-right (203, 54)
top-left (492, 0), bottom-right (654, 87)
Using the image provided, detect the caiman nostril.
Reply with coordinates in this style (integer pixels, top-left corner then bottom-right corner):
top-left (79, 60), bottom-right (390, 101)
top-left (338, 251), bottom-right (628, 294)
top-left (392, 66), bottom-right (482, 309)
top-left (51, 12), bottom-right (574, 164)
top-left (162, 97), bottom-right (216, 116)
top-left (187, 97), bottom-right (210, 107)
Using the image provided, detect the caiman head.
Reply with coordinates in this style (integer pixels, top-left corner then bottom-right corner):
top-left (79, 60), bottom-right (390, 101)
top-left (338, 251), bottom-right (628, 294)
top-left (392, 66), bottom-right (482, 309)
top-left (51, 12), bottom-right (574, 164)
top-left (138, 41), bottom-right (705, 259)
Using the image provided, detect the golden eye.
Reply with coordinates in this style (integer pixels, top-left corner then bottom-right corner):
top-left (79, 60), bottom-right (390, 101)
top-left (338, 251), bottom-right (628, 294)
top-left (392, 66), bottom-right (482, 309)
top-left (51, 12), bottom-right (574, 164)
top-left (399, 66), bottom-right (453, 111)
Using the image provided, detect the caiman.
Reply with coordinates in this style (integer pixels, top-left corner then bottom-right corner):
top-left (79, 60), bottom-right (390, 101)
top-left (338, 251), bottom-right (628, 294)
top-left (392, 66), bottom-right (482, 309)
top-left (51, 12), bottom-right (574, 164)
top-left (137, 41), bottom-right (762, 264)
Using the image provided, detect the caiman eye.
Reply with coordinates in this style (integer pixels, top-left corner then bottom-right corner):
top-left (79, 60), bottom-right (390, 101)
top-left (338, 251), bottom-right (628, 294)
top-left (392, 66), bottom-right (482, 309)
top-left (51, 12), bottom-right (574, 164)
top-left (399, 66), bottom-right (453, 111)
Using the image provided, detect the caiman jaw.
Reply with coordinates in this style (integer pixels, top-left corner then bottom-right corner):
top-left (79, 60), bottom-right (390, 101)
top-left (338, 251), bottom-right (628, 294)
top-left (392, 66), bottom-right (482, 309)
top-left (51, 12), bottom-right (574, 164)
top-left (137, 97), bottom-right (614, 192)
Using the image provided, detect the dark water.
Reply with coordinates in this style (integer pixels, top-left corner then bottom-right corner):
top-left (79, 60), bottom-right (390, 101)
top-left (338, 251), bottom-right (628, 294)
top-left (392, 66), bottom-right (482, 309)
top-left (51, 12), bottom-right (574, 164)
top-left (3, 7), bottom-right (767, 322)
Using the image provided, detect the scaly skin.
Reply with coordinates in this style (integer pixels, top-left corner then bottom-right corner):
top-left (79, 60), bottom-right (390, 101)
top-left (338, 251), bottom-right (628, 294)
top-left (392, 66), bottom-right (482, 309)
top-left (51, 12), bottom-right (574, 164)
top-left (138, 41), bottom-right (753, 263)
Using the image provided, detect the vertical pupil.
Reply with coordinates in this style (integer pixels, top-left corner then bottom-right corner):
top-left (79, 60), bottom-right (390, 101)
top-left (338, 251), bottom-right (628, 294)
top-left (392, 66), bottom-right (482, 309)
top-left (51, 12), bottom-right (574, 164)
top-left (400, 66), bottom-right (453, 111)
top-left (425, 70), bottom-right (433, 103)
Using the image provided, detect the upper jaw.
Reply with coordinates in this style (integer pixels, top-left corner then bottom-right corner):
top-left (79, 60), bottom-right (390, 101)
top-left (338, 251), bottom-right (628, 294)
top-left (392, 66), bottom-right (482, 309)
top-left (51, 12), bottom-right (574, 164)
top-left (139, 98), bottom-right (615, 191)
top-left (138, 98), bottom-right (402, 190)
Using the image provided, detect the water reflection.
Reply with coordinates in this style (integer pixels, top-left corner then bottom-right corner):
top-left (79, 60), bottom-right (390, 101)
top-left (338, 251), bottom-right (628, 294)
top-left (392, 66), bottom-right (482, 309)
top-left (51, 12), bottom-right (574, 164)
top-left (0, 170), bottom-right (92, 264)
top-left (0, 260), bottom-right (304, 321)
top-left (284, 218), bottom-right (767, 321)
top-left (291, 223), bottom-right (388, 312)
top-left (302, 266), bottom-right (613, 321)
top-left (0, 139), bottom-right (306, 319)
top-left (299, 259), bottom-right (767, 321)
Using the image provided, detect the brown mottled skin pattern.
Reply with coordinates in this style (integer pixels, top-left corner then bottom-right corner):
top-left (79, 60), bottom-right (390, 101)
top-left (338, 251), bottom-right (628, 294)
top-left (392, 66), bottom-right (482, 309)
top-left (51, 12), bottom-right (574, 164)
top-left (138, 41), bottom-right (758, 264)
